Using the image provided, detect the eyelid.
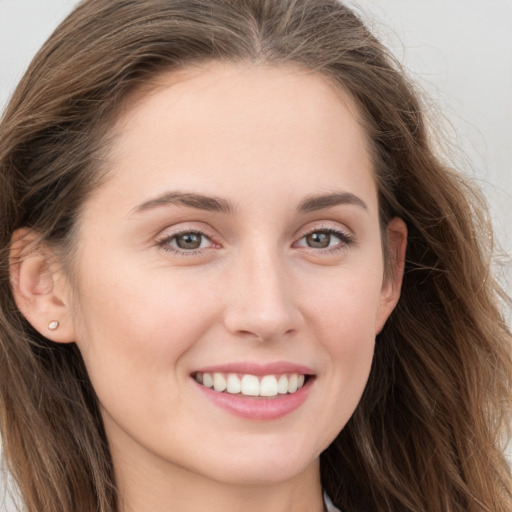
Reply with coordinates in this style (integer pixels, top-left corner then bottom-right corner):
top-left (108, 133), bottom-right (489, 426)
top-left (295, 220), bottom-right (354, 238)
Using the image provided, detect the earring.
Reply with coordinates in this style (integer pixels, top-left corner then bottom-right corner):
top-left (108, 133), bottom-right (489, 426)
top-left (48, 320), bottom-right (60, 331)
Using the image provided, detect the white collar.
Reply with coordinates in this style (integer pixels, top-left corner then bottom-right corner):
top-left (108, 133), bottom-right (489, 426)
top-left (323, 492), bottom-right (342, 512)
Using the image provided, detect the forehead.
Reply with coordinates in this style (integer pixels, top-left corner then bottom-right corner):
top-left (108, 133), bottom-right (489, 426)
top-left (92, 62), bottom-right (376, 215)
top-left (110, 61), bottom-right (367, 154)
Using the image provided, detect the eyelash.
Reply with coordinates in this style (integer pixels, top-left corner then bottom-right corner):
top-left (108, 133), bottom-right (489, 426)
top-left (156, 226), bottom-right (354, 256)
top-left (294, 227), bottom-right (355, 253)
top-left (156, 229), bottom-right (218, 256)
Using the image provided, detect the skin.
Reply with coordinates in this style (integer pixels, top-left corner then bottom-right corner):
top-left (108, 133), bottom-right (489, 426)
top-left (13, 62), bottom-right (406, 512)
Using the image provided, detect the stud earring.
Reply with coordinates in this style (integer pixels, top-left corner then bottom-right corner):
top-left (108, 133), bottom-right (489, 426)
top-left (48, 320), bottom-right (60, 331)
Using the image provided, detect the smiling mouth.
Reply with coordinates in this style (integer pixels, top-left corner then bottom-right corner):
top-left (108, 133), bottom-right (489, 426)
top-left (193, 372), bottom-right (310, 398)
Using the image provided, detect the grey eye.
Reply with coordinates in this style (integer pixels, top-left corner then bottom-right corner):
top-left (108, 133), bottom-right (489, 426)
top-left (174, 232), bottom-right (204, 250)
top-left (305, 231), bottom-right (332, 248)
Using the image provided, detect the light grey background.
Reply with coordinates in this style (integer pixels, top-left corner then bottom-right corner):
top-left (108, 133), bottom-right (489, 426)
top-left (1, 1), bottom-right (511, 509)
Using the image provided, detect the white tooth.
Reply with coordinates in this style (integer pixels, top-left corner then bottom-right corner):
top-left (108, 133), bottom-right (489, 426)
top-left (288, 374), bottom-right (298, 393)
top-left (226, 374), bottom-right (241, 394)
top-left (277, 375), bottom-right (289, 394)
top-left (241, 375), bottom-right (260, 396)
top-left (297, 374), bottom-right (305, 389)
top-left (195, 372), bottom-right (203, 384)
top-left (260, 375), bottom-right (278, 397)
top-left (213, 373), bottom-right (227, 392)
top-left (202, 373), bottom-right (213, 388)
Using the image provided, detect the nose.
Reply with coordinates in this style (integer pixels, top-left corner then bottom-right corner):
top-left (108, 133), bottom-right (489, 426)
top-left (222, 249), bottom-right (303, 342)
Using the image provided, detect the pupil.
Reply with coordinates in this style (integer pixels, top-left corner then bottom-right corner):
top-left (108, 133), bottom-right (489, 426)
top-left (176, 233), bottom-right (201, 250)
top-left (307, 232), bottom-right (330, 248)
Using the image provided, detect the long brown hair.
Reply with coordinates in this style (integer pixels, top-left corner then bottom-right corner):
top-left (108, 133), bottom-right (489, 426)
top-left (0, 1), bottom-right (510, 511)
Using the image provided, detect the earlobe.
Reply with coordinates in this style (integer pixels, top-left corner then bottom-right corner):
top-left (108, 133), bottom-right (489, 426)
top-left (10, 229), bottom-right (76, 343)
top-left (375, 217), bottom-right (407, 334)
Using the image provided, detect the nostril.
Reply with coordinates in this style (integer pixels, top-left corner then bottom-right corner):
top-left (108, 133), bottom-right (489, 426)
top-left (250, 328), bottom-right (297, 343)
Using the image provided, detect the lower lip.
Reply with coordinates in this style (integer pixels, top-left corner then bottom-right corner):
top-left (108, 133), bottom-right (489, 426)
top-left (194, 378), bottom-right (313, 420)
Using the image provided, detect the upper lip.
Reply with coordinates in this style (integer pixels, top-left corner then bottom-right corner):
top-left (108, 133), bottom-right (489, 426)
top-left (192, 361), bottom-right (315, 376)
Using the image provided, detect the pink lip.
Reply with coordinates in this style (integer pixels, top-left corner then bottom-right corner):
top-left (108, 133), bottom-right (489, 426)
top-left (193, 361), bottom-right (315, 376)
top-left (191, 361), bottom-right (315, 421)
top-left (194, 378), bottom-right (313, 420)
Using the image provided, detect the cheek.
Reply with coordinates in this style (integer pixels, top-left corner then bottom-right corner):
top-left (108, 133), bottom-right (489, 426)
top-left (321, 290), bottom-right (377, 387)
top-left (305, 260), bottom-right (384, 340)
top-left (70, 262), bottom-right (219, 398)
top-left (303, 266), bottom-right (382, 407)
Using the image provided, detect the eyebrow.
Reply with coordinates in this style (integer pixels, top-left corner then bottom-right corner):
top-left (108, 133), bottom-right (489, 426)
top-left (132, 192), bottom-right (235, 214)
top-left (297, 192), bottom-right (367, 213)
top-left (132, 190), bottom-right (367, 215)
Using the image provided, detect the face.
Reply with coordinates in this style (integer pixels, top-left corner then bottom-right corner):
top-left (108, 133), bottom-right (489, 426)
top-left (64, 63), bottom-right (403, 487)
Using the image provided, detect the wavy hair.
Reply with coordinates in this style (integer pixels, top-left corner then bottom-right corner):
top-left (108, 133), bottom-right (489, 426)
top-left (0, 1), bottom-right (510, 511)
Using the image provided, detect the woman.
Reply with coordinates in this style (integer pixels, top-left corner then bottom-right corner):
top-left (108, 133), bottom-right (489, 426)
top-left (0, 1), bottom-right (510, 511)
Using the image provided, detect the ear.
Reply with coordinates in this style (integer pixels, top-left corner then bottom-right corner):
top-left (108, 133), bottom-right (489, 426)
top-left (375, 217), bottom-right (407, 334)
top-left (10, 229), bottom-right (76, 343)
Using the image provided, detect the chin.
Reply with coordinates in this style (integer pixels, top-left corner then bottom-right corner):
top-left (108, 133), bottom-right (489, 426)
top-left (193, 437), bottom-right (321, 486)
